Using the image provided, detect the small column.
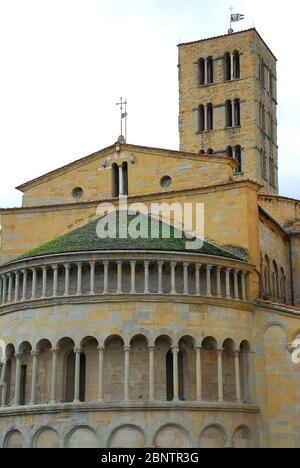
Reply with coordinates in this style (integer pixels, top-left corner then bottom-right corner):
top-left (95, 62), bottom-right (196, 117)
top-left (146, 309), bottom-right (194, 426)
top-left (124, 345), bottom-right (131, 401)
top-left (225, 268), bottom-right (232, 299)
top-left (216, 266), bottom-right (222, 298)
top-left (183, 263), bottom-right (189, 295)
top-left (14, 353), bottom-right (23, 406)
top-left (76, 263), bottom-right (82, 296)
top-left (234, 270), bottom-right (239, 300)
top-left (31, 268), bottom-right (37, 300)
top-left (172, 346), bottom-right (179, 401)
top-left (234, 350), bottom-right (241, 403)
top-left (41, 266), bottom-right (48, 298)
top-left (0, 277), bottom-right (2, 304)
top-left (157, 261), bottom-right (164, 294)
top-left (1, 358), bottom-right (8, 407)
top-left (195, 346), bottom-right (202, 401)
top-left (14, 272), bottom-right (20, 303)
top-left (30, 350), bottom-right (40, 405)
top-left (206, 265), bottom-right (213, 297)
top-left (97, 346), bottom-right (105, 402)
top-left (73, 347), bottom-right (82, 403)
top-left (50, 348), bottom-right (59, 404)
top-left (119, 165), bottom-right (124, 197)
top-left (195, 264), bottom-right (201, 296)
top-left (170, 262), bottom-right (177, 295)
top-left (241, 271), bottom-right (247, 302)
top-left (89, 261), bottom-right (96, 295)
top-left (217, 349), bottom-right (223, 402)
top-left (63, 264), bottom-right (70, 296)
top-left (148, 345), bottom-right (155, 402)
top-left (7, 273), bottom-right (13, 303)
top-left (117, 261), bottom-right (123, 294)
top-left (2, 275), bottom-right (7, 304)
top-left (103, 261), bottom-right (109, 294)
top-left (144, 261), bottom-right (150, 294)
top-left (130, 261), bottom-right (136, 294)
top-left (22, 270), bottom-right (27, 301)
top-left (52, 265), bottom-right (58, 297)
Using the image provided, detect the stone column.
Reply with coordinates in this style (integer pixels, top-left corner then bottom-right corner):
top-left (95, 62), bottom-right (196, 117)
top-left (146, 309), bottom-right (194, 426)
top-left (195, 264), bottom-right (201, 295)
top-left (1, 358), bottom-right (8, 407)
top-left (157, 261), bottom-right (164, 294)
top-left (117, 261), bottom-right (123, 294)
top-left (14, 271), bottom-right (20, 303)
top-left (195, 346), bottom-right (202, 401)
top-left (64, 263), bottom-right (70, 297)
top-left (234, 270), bottom-right (239, 300)
top-left (148, 345), bottom-right (155, 401)
top-left (2, 275), bottom-right (7, 304)
top-left (52, 265), bottom-right (58, 297)
top-left (89, 261), bottom-right (96, 295)
top-left (234, 350), bottom-right (241, 403)
top-left (172, 346), bottom-right (179, 401)
top-left (103, 261), bottom-right (109, 294)
top-left (97, 346), bottom-right (105, 402)
top-left (217, 349), bottom-right (223, 402)
top-left (241, 271), bottom-right (247, 302)
top-left (124, 345), bottom-right (131, 401)
top-left (225, 268), bottom-right (231, 299)
top-left (14, 353), bottom-right (23, 406)
top-left (73, 347), bottom-right (82, 403)
top-left (42, 266), bottom-right (48, 298)
top-left (0, 276), bottom-right (2, 304)
top-left (7, 273), bottom-right (13, 303)
top-left (31, 268), bottom-right (37, 300)
top-left (170, 262), bottom-right (177, 295)
top-left (130, 261), bottom-right (136, 294)
top-left (76, 263), bottom-right (82, 296)
top-left (50, 348), bottom-right (59, 404)
top-left (22, 270), bottom-right (27, 301)
top-left (183, 263), bottom-right (189, 295)
top-left (206, 265), bottom-right (213, 297)
top-left (216, 266), bottom-right (222, 298)
top-left (30, 350), bottom-right (40, 405)
top-left (119, 165), bottom-right (124, 197)
top-left (144, 261), bottom-right (150, 294)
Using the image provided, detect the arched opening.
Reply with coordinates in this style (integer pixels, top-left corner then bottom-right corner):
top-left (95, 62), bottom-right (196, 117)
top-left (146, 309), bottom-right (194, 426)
top-left (198, 105), bottom-right (205, 132)
top-left (222, 339), bottom-right (236, 402)
top-left (207, 56), bottom-right (214, 84)
top-left (240, 341), bottom-right (251, 403)
top-left (206, 104), bottom-right (213, 131)
top-left (36, 339), bottom-right (52, 404)
top-left (179, 336), bottom-right (196, 401)
top-left (81, 337), bottom-right (99, 402)
top-left (129, 335), bottom-right (149, 401)
top-left (234, 146), bottom-right (242, 173)
top-left (198, 58), bottom-right (205, 86)
top-left (233, 51), bottom-right (240, 79)
top-left (112, 163), bottom-right (119, 198)
top-left (122, 162), bottom-right (128, 196)
top-left (201, 337), bottom-right (218, 401)
top-left (226, 100), bottom-right (233, 127)
top-left (224, 52), bottom-right (231, 81)
top-left (18, 341), bottom-right (32, 406)
top-left (104, 335), bottom-right (124, 401)
top-left (207, 148), bottom-right (214, 155)
top-left (234, 99), bottom-right (241, 126)
top-left (227, 146), bottom-right (233, 158)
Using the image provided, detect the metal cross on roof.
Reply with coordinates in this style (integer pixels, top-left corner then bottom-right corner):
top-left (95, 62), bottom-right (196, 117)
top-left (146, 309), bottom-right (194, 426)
top-left (116, 97), bottom-right (128, 142)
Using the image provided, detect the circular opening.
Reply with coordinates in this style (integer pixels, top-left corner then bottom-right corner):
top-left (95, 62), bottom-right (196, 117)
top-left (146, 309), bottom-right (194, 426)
top-left (160, 176), bottom-right (172, 189)
top-left (72, 187), bottom-right (84, 199)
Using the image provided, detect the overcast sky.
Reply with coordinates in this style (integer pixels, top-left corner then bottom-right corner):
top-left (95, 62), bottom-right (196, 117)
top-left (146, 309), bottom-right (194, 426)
top-left (0, 0), bottom-right (299, 207)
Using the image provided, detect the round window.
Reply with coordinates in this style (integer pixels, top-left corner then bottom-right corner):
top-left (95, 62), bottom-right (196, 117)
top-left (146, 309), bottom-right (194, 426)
top-left (72, 187), bottom-right (84, 199)
top-left (161, 176), bottom-right (172, 189)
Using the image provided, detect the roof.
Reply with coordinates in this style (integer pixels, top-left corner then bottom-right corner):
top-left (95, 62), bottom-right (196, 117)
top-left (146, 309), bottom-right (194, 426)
top-left (259, 191), bottom-right (300, 205)
top-left (16, 142), bottom-right (235, 193)
top-left (178, 28), bottom-right (277, 61)
top-left (17, 213), bottom-right (246, 261)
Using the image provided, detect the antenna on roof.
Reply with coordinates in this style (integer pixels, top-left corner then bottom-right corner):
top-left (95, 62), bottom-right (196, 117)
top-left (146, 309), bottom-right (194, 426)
top-left (228, 5), bottom-right (245, 34)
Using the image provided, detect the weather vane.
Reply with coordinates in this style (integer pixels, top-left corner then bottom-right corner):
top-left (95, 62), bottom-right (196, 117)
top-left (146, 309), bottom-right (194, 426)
top-left (116, 97), bottom-right (128, 142)
top-left (228, 6), bottom-right (245, 34)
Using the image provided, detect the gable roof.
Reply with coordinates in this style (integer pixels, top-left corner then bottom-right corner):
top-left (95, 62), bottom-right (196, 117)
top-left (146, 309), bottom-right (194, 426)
top-left (16, 141), bottom-right (236, 192)
top-left (17, 213), bottom-right (246, 261)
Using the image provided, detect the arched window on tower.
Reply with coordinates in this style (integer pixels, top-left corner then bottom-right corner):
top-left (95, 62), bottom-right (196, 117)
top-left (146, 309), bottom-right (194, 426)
top-left (207, 56), bottom-right (214, 84)
top-left (224, 52), bottom-right (231, 81)
top-left (198, 58), bottom-right (205, 86)
top-left (233, 51), bottom-right (240, 79)
top-left (269, 157), bottom-right (275, 186)
top-left (234, 146), bottom-right (242, 173)
top-left (112, 163), bottom-right (119, 198)
top-left (260, 60), bottom-right (265, 87)
top-left (234, 99), bottom-right (241, 127)
top-left (207, 103), bottom-right (213, 131)
top-left (226, 100), bottom-right (233, 127)
top-left (122, 162), bottom-right (128, 196)
top-left (198, 105), bottom-right (205, 132)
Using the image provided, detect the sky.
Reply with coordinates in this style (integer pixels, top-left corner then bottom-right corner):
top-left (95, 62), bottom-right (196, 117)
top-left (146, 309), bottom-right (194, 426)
top-left (0, 0), bottom-right (299, 207)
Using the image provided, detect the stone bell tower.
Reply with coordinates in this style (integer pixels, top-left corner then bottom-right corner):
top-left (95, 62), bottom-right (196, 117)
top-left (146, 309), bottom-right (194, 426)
top-left (178, 28), bottom-right (278, 193)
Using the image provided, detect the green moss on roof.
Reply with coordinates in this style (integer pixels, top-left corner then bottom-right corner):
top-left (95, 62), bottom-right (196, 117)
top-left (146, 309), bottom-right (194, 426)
top-left (18, 213), bottom-right (244, 261)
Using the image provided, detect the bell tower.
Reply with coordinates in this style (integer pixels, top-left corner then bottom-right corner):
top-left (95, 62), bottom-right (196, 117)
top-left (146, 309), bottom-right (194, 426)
top-left (178, 28), bottom-right (278, 193)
